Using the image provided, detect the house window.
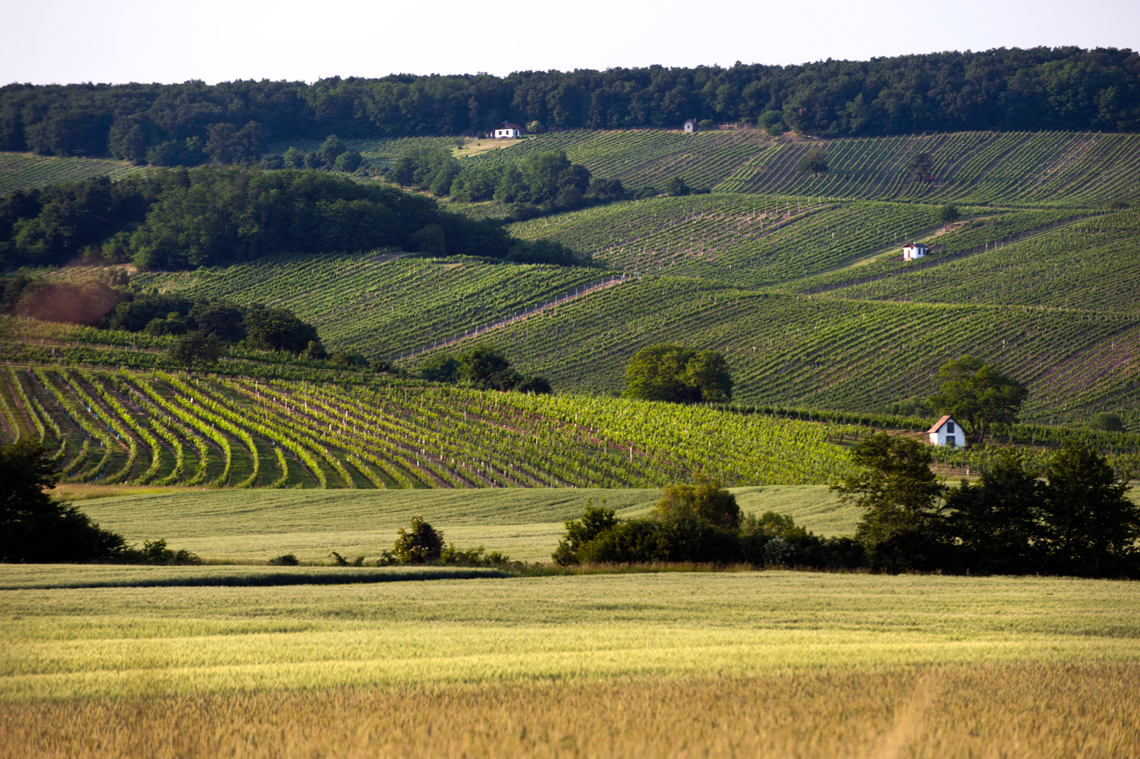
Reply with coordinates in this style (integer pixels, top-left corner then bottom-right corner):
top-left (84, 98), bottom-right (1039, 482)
top-left (947, 421), bottom-right (955, 433)
top-left (946, 436), bottom-right (956, 448)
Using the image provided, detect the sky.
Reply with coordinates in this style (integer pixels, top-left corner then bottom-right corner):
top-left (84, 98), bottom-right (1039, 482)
top-left (2, 0), bottom-right (1136, 85)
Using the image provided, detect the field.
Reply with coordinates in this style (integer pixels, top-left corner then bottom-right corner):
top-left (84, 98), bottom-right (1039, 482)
top-left (4, 663), bottom-right (1137, 758)
top-left (131, 253), bottom-right (605, 359)
top-left (66, 485), bottom-right (847, 563)
top-left (507, 195), bottom-right (1093, 288)
top-left (0, 152), bottom-right (148, 193)
top-left (2, 567), bottom-right (1139, 756)
top-left (0, 365), bottom-right (864, 489)
top-left (466, 129), bottom-right (1140, 207)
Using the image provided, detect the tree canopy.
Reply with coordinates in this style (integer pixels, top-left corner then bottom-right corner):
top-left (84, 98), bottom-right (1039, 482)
top-left (4, 48), bottom-right (1138, 161)
top-left (1, 441), bottom-right (126, 562)
top-left (624, 344), bottom-right (733, 404)
top-left (928, 356), bottom-right (1028, 445)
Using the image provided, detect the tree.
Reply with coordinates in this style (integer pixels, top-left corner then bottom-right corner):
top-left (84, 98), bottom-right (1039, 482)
top-left (552, 500), bottom-right (620, 565)
top-left (654, 474), bottom-right (741, 531)
top-left (927, 356), bottom-right (1028, 445)
top-left (244, 307), bottom-right (322, 354)
top-left (831, 433), bottom-right (947, 572)
top-left (392, 516), bottom-right (444, 565)
top-left (1, 441), bottom-right (126, 562)
top-left (1037, 446), bottom-right (1139, 577)
top-left (938, 204), bottom-right (960, 223)
top-left (909, 152), bottom-right (934, 179)
top-left (1088, 412), bottom-right (1125, 432)
top-left (942, 450), bottom-right (1043, 574)
top-left (419, 353), bottom-right (460, 383)
top-left (797, 147), bottom-right (828, 175)
top-left (624, 344), bottom-right (732, 404)
top-left (168, 331), bottom-right (221, 374)
top-left (458, 345), bottom-right (512, 388)
top-left (664, 176), bottom-right (690, 196)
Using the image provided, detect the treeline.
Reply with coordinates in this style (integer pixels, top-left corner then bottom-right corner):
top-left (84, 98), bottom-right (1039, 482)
top-left (554, 438), bottom-right (1140, 579)
top-left (0, 270), bottom-right (323, 353)
top-left (2, 48), bottom-right (1137, 162)
top-left (0, 168), bottom-right (581, 270)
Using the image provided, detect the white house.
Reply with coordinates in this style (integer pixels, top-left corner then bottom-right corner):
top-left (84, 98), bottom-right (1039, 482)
top-left (683, 118), bottom-right (699, 133)
top-left (492, 122), bottom-right (526, 139)
top-left (928, 415), bottom-right (965, 447)
top-left (903, 242), bottom-right (929, 261)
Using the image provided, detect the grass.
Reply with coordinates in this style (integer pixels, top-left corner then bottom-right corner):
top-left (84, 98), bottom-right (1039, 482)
top-left (3, 663), bottom-right (1138, 758)
top-left (70, 486), bottom-right (849, 563)
top-left (2, 570), bottom-right (1139, 703)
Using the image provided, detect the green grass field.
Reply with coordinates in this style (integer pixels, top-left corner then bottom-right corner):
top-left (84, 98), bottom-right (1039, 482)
top-left (71, 486), bottom-right (848, 563)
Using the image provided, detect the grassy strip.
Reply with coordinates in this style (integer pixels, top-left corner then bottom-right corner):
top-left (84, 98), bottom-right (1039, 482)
top-left (0, 565), bottom-right (508, 590)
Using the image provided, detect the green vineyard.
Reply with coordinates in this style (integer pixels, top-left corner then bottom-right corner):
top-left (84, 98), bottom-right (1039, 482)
top-left (0, 366), bottom-right (860, 488)
top-left (133, 254), bottom-right (606, 359)
top-left (832, 211), bottom-right (1140, 312)
top-left (465, 130), bottom-right (1140, 207)
top-left (406, 277), bottom-right (1140, 431)
top-left (0, 152), bottom-right (148, 193)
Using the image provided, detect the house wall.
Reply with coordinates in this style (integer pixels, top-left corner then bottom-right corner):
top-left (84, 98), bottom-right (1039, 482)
top-left (929, 419), bottom-right (962, 447)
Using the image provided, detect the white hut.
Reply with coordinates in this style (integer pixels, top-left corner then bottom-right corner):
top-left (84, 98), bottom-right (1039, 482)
top-left (928, 415), bottom-right (965, 447)
top-left (903, 242), bottom-right (929, 261)
top-left (683, 118), bottom-right (699, 133)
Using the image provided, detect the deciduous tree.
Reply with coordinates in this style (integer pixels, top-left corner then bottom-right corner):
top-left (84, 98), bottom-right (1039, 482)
top-left (928, 356), bottom-right (1028, 445)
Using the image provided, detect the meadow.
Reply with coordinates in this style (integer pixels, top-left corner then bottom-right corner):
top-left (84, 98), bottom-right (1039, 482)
top-left (68, 485), bottom-right (849, 563)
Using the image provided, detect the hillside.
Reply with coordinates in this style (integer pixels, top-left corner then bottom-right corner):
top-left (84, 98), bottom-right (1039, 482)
top-left (133, 254), bottom-right (606, 359)
top-left (405, 272), bottom-right (1140, 431)
top-left (467, 130), bottom-right (1140, 207)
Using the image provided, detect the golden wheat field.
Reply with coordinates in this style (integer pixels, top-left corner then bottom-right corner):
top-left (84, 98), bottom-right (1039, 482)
top-left (2, 664), bottom-right (1138, 758)
top-left (3, 567), bottom-right (1140, 756)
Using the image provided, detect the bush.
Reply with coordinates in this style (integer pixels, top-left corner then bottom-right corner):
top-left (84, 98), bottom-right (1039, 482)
top-left (268, 553), bottom-right (300, 566)
top-left (392, 516), bottom-right (444, 565)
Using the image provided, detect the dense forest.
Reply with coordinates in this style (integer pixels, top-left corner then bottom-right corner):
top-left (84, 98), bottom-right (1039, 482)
top-left (0, 169), bottom-right (579, 270)
top-left (2, 48), bottom-right (1137, 163)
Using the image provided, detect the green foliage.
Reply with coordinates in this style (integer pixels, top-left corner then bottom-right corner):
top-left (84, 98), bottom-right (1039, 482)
top-left (168, 331), bottom-right (222, 373)
top-left (938, 204), bottom-right (960, 223)
top-left (928, 356), bottom-right (1028, 445)
top-left (268, 553), bottom-right (300, 565)
top-left (654, 475), bottom-right (741, 531)
top-left (1088, 412), bottom-right (1125, 432)
top-left (797, 147), bottom-right (829, 175)
top-left (624, 344), bottom-right (732, 404)
top-left (392, 516), bottom-right (444, 565)
top-left (0, 440), bottom-right (126, 562)
top-left (552, 499), bottom-right (620, 565)
top-left (831, 433), bottom-right (947, 572)
top-left (1037, 446), bottom-right (1139, 577)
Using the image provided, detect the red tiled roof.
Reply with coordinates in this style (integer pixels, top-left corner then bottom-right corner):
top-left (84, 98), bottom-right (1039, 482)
top-left (927, 415), bottom-right (955, 434)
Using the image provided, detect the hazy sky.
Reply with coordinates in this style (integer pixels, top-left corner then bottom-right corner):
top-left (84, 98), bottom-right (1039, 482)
top-left (3, 0), bottom-right (1136, 85)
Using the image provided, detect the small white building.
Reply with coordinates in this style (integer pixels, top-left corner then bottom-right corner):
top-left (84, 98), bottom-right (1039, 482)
top-left (903, 242), bottom-right (929, 261)
top-left (683, 118), bottom-right (699, 133)
top-left (928, 415), bottom-right (965, 447)
top-left (492, 122), bottom-right (526, 139)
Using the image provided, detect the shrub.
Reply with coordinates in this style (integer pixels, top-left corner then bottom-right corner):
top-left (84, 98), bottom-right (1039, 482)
top-left (393, 516), bottom-right (444, 565)
top-left (268, 553), bottom-right (299, 566)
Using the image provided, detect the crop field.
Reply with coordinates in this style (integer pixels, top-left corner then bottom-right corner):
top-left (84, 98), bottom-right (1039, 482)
top-left (0, 366), bottom-right (863, 490)
top-left (467, 129), bottom-right (1140, 207)
top-left (2, 568), bottom-right (1139, 757)
top-left (64, 485), bottom-right (847, 563)
top-left (131, 253), bottom-right (604, 359)
top-left (415, 277), bottom-right (1140, 432)
top-left (3, 662), bottom-right (1136, 758)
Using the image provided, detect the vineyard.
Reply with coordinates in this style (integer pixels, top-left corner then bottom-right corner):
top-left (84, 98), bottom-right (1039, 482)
top-left (0, 366), bottom-right (859, 488)
top-left (0, 152), bottom-right (148, 193)
top-left (509, 196), bottom-right (1096, 288)
top-left (405, 277), bottom-right (1140, 431)
top-left (465, 130), bottom-right (1140, 207)
top-left (831, 211), bottom-right (1140, 312)
top-left (132, 254), bottom-right (604, 359)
